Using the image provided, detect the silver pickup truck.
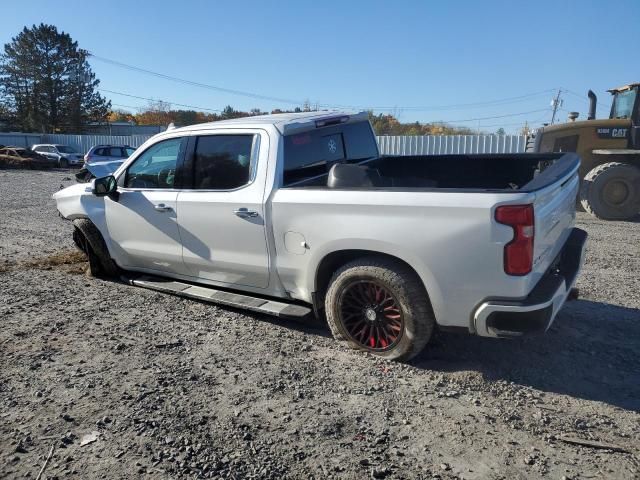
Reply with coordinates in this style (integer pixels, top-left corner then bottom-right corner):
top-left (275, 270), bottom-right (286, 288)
top-left (54, 111), bottom-right (587, 361)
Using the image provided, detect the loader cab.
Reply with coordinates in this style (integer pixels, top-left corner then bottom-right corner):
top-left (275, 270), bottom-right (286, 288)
top-left (608, 84), bottom-right (640, 148)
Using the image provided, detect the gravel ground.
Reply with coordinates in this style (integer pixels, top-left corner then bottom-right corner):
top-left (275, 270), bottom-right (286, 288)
top-left (1, 169), bottom-right (639, 479)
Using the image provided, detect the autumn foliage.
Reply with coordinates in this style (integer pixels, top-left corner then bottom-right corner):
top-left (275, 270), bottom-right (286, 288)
top-left (109, 104), bottom-right (475, 136)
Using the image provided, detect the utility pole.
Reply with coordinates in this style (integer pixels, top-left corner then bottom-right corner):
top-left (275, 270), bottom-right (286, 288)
top-left (550, 89), bottom-right (563, 125)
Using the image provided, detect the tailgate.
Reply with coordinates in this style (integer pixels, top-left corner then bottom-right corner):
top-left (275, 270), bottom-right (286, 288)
top-left (529, 168), bottom-right (580, 285)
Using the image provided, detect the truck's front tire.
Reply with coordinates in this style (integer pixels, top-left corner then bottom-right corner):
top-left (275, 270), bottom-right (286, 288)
top-left (72, 219), bottom-right (120, 278)
top-left (324, 257), bottom-right (434, 362)
top-left (580, 162), bottom-right (640, 220)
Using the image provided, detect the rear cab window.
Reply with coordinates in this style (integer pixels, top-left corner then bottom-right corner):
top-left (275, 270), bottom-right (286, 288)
top-left (189, 134), bottom-right (258, 190)
top-left (283, 121), bottom-right (378, 185)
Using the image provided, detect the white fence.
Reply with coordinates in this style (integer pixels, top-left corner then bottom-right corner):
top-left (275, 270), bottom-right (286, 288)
top-left (0, 133), bottom-right (42, 148)
top-left (42, 134), bottom-right (154, 154)
top-left (377, 135), bottom-right (526, 155)
top-left (1, 132), bottom-right (527, 156)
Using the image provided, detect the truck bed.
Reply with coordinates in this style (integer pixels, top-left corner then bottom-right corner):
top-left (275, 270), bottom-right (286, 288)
top-left (286, 152), bottom-right (579, 193)
top-left (273, 150), bottom-right (581, 331)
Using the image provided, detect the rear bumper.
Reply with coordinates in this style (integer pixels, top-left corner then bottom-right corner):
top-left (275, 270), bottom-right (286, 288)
top-left (474, 228), bottom-right (587, 338)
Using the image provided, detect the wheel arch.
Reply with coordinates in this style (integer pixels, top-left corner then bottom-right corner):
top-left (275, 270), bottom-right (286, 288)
top-left (311, 247), bottom-right (442, 324)
top-left (72, 217), bottom-right (120, 276)
top-left (590, 153), bottom-right (640, 169)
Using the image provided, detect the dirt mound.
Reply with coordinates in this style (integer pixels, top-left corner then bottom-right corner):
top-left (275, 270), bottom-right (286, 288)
top-left (1, 249), bottom-right (87, 274)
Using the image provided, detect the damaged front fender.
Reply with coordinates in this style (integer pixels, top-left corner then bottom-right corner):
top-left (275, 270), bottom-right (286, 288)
top-left (75, 160), bottom-right (124, 183)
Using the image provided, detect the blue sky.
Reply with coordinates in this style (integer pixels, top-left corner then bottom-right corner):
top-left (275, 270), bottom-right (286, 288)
top-left (2, 0), bottom-right (637, 132)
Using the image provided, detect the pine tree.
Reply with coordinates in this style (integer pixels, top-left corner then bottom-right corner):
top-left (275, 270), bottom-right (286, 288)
top-left (0, 24), bottom-right (110, 132)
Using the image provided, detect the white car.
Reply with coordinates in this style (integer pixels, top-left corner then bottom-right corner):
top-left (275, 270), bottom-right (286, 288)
top-left (53, 112), bottom-right (587, 361)
top-left (32, 144), bottom-right (84, 167)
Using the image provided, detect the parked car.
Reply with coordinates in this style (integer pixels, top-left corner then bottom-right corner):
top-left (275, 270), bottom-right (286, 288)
top-left (73, 145), bottom-right (137, 183)
top-left (53, 111), bottom-right (587, 361)
top-left (31, 144), bottom-right (84, 167)
top-left (0, 145), bottom-right (52, 168)
top-left (84, 145), bottom-right (136, 164)
top-left (0, 145), bottom-right (47, 160)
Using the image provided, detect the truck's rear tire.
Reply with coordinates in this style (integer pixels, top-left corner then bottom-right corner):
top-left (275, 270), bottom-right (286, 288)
top-left (324, 257), bottom-right (434, 362)
top-left (580, 162), bottom-right (640, 220)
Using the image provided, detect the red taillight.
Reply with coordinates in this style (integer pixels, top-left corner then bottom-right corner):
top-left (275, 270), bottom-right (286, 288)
top-left (495, 205), bottom-right (534, 276)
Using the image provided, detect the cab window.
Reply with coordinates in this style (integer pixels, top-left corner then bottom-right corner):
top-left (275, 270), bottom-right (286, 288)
top-left (283, 121), bottom-right (378, 185)
top-left (192, 135), bottom-right (256, 190)
top-left (125, 137), bottom-right (185, 189)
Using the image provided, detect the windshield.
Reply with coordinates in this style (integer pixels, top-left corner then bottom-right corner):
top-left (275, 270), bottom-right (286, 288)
top-left (56, 145), bottom-right (77, 154)
top-left (610, 89), bottom-right (637, 119)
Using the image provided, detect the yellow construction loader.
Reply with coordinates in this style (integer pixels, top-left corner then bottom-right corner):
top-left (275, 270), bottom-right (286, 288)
top-left (527, 83), bottom-right (640, 220)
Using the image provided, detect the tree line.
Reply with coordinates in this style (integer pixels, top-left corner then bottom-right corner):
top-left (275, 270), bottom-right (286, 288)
top-left (111, 104), bottom-right (479, 136)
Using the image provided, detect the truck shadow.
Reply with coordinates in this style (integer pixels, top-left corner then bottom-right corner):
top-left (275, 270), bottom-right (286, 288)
top-left (413, 299), bottom-right (640, 412)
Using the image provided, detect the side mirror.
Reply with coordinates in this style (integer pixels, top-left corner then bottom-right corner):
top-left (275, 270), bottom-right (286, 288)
top-left (93, 175), bottom-right (118, 198)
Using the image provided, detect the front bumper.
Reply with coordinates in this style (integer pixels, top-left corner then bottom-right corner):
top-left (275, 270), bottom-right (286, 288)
top-left (474, 228), bottom-right (587, 338)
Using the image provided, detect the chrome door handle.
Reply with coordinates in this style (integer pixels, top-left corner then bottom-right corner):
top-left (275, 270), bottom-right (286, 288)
top-left (154, 203), bottom-right (172, 212)
top-left (234, 208), bottom-right (259, 218)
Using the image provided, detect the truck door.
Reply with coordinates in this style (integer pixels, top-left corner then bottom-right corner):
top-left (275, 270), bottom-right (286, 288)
top-left (176, 131), bottom-right (270, 289)
top-left (105, 136), bottom-right (188, 274)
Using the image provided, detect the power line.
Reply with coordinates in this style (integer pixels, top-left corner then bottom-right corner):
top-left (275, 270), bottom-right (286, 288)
top-left (563, 88), bottom-right (612, 114)
top-left (111, 102), bottom-right (147, 111)
top-left (101, 84), bottom-right (549, 125)
top-left (89, 52), bottom-right (557, 113)
top-left (90, 53), bottom-right (307, 106)
top-left (100, 88), bottom-right (222, 112)
top-left (432, 108), bottom-right (549, 124)
top-left (563, 88), bottom-right (591, 105)
top-left (108, 89), bottom-right (548, 127)
top-left (479, 109), bottom-right (552, 128)
top-left (357, 89), bottom-right (557, 112)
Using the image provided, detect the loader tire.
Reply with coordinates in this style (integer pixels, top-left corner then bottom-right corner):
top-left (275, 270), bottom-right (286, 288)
top-left (580, 162), bottom-right (640, 220)
top-left (325, 257), bottom-right (434, 362)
